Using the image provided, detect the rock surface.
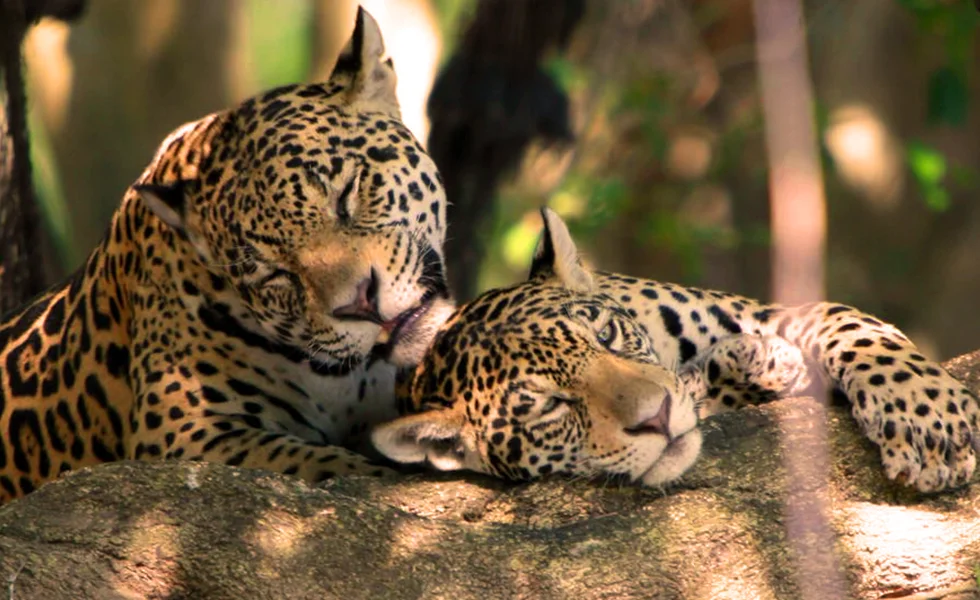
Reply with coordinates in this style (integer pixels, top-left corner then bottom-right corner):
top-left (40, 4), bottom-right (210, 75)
top-left (2, 353), bottom-right (980, 599)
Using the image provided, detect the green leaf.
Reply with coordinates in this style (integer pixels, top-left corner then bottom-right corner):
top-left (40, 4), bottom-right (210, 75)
top-left (906, 141), bottom-right (951, 212)
top-left (906, 141), bottom-right (946, 184)
top-left (927, 67), bottom-right (968, 126)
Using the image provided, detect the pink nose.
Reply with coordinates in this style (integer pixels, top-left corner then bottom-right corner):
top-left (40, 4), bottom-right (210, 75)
top-left (332, 269), bottom-right (381, 324)
top-left (624, 392), bottom-right (674, 442)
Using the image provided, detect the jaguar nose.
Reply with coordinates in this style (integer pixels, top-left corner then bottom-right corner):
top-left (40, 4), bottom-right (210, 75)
top-left (332, 268), bottom-right (382, 323)
top-left (624, 392), bottom-right (674, 442)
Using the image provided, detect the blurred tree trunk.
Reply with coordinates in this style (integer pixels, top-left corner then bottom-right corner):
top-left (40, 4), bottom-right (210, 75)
top-left (427, 0), bottom-right (583, 301)
top-left (40, 0), bottom-right (240, 269)
top-left (0, 0), bottom-right (85, 314)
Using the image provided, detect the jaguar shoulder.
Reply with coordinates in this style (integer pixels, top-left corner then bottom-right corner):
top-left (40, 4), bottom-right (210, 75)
top-left (0, 8), bottom-right (454, 504)
top-left (374, 209), bottom-right (980, 493)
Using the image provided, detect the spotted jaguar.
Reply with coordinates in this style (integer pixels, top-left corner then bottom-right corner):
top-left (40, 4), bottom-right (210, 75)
top-left (374, 209), bottom-right (979, 492)
top-left (0, 8), bottom-right (455, 505)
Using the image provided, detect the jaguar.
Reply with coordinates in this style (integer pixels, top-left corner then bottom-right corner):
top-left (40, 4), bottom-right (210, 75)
top-left (0, 8), bottom-right (454, 505)
top-left (374, 208), bottom-right (980, 492)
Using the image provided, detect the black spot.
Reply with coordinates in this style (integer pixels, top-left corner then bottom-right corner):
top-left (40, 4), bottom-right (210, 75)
top-left (201, 386), bottom-right (229, 404)
top-left (707, 360), bottom-right (720, 383)
top-left (708, 305), bottom-right (742, 334)
top-left (43, 297), bottom-right (66, 335)
top-left (367, 146), bottom-right (398, 162)
top-left (145, 411), bottom-right (163, 430)
top-left (892, 371), bottom-right (912, 383)
top-left (196, 361), bottom-right (219, 376)
top-left (679, 338), bottom-right (697, 363)
top-left (659, 305), bottom-right (683, 337)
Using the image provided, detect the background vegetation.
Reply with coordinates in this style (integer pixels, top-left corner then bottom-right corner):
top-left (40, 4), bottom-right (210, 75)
top-left (18, 0), bottom-right (980, 359)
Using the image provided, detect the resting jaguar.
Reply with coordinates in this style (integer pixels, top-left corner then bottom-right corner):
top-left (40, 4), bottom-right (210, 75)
top-left (374, 209), bottom-right (980, 492)
top-left (0, 8), bottom-right (454, 505)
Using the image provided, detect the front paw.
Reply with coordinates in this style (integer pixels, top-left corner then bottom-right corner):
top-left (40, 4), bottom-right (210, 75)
top-left (863, 384), bottom-right (979, 492)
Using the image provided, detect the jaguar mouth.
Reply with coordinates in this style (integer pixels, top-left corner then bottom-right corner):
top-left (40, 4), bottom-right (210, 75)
top-left (372, 292), bottom-right (435, 357)
top-left (635, 427), bottom-right (702, 487)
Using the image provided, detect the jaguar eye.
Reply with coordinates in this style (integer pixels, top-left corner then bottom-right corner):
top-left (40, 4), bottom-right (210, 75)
top-left (597, 321), bottom-right (617, 348)
top-left (541, 394), bottom-right (573, 414)
top-left (256, 268), bottom-right (293, 288)
top-left (335, 177), bottom-right (356, 224)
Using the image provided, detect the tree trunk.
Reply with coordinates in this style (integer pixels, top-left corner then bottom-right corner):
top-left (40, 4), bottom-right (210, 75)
top-left (2, 353), bottom-right (980, 599)
top-left (0, 0), bottom-right (46, 314)
top-left (426, 0), bottom-right (583, 301)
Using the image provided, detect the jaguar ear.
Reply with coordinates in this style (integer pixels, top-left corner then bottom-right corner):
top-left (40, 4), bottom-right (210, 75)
top-left (528, 207), bottom-right (594, 293)
top-left (135, 181), bottom-right (188, 232)
top-left (333, 6), bottom-right (399, 116)
top-left (371, 409), bottom-right (468, 472)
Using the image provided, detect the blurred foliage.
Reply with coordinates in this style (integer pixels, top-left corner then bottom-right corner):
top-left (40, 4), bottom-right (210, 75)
top-left (896, 0), bottom-right (979, 208)
top-left (247, 0), bottom-right (313, 90)
top-left (477, 0), bottom-right (980, 295)
top-left (430, 0), bottom-right (476, 60)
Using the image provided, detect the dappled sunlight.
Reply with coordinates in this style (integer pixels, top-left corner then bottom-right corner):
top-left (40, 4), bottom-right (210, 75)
top-left (658, 497), bottom-right (773, 599)
top-left (666, 128), bottom-right (714, 180)
top-left (110, 512), bottom-right (181, 598)
top-left (23, 20), bottom-right (72, 131)
top-left (551, 190), bottom-right (588, 219)
top-left (249, 507), bottom-right (327, 561)
top-left (824, 104), bottom-right (903, 210)
top-left (502, 210), bottom-right (546, 270)
top-left (839, 503), bottom-right (980, 594)
top-left (384, 518), bottom-right (451, 563)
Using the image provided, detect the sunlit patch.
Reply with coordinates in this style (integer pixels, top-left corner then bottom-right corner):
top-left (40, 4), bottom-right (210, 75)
top-left (250, 508), bottom-right (326, 558)
top-left (824, 104), bottom-right (903, 210)
top-left (23, 20), bottom-right (73, 131)
top-left (666, 129), bottom-right (713, 181)
top-left (502, 212), bottom-right (546, 271)
top-left (384, 519), bottom-right (449, 564)
top-left (111, 514), bottom-right (181, 598)
top-left (840, 503), bottom-right (979, 595)
top-left (657, 496), bottom-right (772, 599)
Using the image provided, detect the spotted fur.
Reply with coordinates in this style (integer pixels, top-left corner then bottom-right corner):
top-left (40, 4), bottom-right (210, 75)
top-left (0, 8), bottom-right (455, 505)
top-left (374, 209), bottom-right (980, 493)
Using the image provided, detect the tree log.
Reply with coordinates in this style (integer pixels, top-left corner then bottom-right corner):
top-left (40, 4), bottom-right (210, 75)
top-left (1, 353), bottom-right (979, 599)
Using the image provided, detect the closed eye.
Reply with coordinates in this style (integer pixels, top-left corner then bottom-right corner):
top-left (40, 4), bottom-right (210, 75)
top-left (336, 177), bottom-right (356, 224)
top-left (540, 394), bottom-right (576, 416)
top-left (255, 268), bottom-right (294, 288)
top-left (303, 164), bottom-right (359, 224)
